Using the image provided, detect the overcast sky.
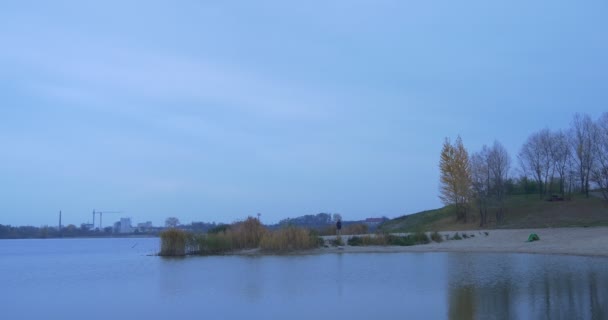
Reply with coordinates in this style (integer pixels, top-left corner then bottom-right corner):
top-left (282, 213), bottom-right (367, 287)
top-left (1, 0), bottom-right (607, 227)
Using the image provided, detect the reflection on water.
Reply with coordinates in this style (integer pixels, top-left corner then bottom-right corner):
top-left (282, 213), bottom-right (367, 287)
top-left (1, 239), bottom-right (607, 319)
top-left (447, 253), bottom-right (608, 319)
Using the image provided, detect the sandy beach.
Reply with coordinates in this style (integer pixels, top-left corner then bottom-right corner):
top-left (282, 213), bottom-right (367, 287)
top-left (309, 227), bottom-right (608, 257)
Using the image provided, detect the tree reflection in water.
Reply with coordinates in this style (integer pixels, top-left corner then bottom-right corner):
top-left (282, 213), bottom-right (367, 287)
top-left (447, 253), bottom-right (608, 319)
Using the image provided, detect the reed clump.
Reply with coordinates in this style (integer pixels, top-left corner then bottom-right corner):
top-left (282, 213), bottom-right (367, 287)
top-left (160, 228), bottom-right (189, 256)
top-left (230, 217), bottom-right (267, 249)
top-left (260, 226), bottom-right (320, 252)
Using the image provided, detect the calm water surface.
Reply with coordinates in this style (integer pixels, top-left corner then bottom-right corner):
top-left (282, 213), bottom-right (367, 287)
top-left (1, 238), bottom-right (607, 319)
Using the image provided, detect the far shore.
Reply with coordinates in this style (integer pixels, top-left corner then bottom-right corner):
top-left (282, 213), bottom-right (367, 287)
top-left (232, 227), bottom-right (608, 258)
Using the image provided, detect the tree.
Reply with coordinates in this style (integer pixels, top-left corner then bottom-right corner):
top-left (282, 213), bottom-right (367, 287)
top-left (519, 130), bottom-right (552, 199)
top-left (165, 217), bottom-right (180, 228)
top-left (439, 136), bottom-right (472, 223)
top-left (570, 113), bottom-right (597, 197)
top-left (470, 146), bottom-right (490, 226)
top-left (550, 130), bottom-right (572, 197)
top-left (470, 141), bottom-right (511, 226)
top-left (487, 141), bottom-right (511, 223)
top-left (592, 112), bottom-right (608, 201)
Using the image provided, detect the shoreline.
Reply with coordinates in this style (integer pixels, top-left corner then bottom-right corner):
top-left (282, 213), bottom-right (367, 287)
top-left (230, 227), bottom-right (608, 258)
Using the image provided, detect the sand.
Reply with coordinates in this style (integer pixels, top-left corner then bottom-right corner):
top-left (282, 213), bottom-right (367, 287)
top-left (310, 227), bottom-right (608, 257)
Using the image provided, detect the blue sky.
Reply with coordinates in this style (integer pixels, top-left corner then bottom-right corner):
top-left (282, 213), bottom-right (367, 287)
top-left (1, 0), bottom-right (607, 227)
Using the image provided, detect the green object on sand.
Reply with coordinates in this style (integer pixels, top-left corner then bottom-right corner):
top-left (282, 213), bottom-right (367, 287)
top-left (527, 233), bottom-right (540, 242)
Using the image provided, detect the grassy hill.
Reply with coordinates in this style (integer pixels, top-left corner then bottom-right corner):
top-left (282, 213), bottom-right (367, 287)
top-left (380, 194), bottom-right (608, 232)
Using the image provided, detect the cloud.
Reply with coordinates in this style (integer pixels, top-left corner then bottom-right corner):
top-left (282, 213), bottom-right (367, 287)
top-left (1, 26), bottom-right (333, 122)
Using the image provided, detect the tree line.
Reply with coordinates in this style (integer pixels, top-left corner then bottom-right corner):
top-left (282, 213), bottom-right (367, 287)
top-left (440, 112), bottom-right (608, 226)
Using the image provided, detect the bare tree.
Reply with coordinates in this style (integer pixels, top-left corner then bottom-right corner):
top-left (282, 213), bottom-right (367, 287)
top-left (487, 141), bottom-right (511, 223)
top-left (519, 130), bottom-right (552, 199)
top-left (470, 146), bottom-right (490, 226)
top-left (570, 113), bottom-right (597, 197)
top-left (592, 113), bottom-right (608, 201)
top-left (550, 130), bottom-right (572, 197)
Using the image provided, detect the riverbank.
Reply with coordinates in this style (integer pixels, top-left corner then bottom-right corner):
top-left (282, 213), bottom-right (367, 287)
top-left (233, 227), bottom-right (608, 257)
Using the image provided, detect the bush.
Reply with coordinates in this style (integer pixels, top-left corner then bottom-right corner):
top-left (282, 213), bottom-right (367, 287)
top-left (453, 232), bottom-right (462, 240)
top-left (386, 235), bottom-right (415, 246)
top-left (347, 236), bottom-right (363, 246)
top-left (347, 235), bottom-right (388, 246)
top-left (160, 229), bottom-right (189, 256)
top-left (330, 236), bottom-right (344, 246)
top-left (430, 231), bottom-right (443, 243)
top-left (412, 231), bottom-right (430, 244)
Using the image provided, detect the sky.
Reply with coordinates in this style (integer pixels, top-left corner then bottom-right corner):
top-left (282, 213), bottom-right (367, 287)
top-left (1, 0), bottom-right (607, 227)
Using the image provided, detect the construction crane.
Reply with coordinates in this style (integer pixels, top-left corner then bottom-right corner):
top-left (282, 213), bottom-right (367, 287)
top-left (92, 209), bottom-right (122, 230)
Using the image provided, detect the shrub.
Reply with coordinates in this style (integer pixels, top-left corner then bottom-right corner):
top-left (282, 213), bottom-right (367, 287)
top-left (347, 235), bottom-right (388, 246)
top-left (330, 236), bottom-right (344, 246)
top-left (347, 236), bottom-right (363, 246)
top-left (412, 231), bottom-right (430, 244)
top-left (160, 228), bottom-right (189, 256)
top-left (430, 231), bottom-right (443, 243)
top-left (453, 232), bottom-right (462, 240)
top-left (386, 235), bottom-right (415, 246)
top-left (462, 233), bottom-right (469, 239)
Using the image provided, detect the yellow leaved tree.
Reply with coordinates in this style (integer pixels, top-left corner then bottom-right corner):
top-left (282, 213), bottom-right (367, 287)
top-left (439, 136), bottom-right (472, 223)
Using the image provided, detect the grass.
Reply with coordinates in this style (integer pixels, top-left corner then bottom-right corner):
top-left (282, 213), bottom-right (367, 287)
top-left (379, 205), bottom-right (456, 233)
top-left (379, 194), bottom-right (608, 232)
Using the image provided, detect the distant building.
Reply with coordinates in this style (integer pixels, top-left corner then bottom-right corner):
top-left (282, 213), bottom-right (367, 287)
top-left (113, 218), bottom-right (134, 234)
top-left (137, 221), bottom-right (153, 232)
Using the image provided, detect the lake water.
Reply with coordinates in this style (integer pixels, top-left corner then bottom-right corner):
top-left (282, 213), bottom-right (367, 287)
top-left (1, 238), bottom-right (607, 320)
